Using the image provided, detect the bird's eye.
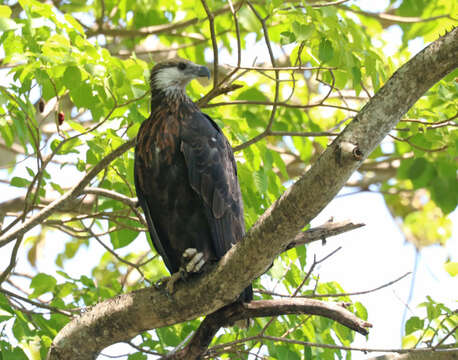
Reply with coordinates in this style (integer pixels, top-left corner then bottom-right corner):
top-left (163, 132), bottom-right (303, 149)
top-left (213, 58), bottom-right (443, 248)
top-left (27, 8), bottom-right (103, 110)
top-left (178, 62), bottom-right (187, 70)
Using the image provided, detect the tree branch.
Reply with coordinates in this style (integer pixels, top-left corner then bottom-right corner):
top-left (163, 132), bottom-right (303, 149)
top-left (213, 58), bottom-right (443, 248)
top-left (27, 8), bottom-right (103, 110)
top-left (47, 28), bottom-right (458, 360)
top-left (86, 2), bottom-right (240, 38)
top-left (287, 219), bottom-right (364, 249)
top-left (166, 298), bottom-right (371, 360)
top-left (257, 271), bottom-right (411, 299)
top-left (0, 139), bottom-right (135, 248)
top-left (340, 6), bottom-right (456, 27)
top-left (364, 350), bottom-right (458, 360)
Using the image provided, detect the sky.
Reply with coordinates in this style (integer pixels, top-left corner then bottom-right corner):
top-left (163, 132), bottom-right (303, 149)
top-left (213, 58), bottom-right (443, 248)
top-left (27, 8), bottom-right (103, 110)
top-left (308, 190), bottom-right (457, 359)
top-left (0, 1), bottom-right (456, 359)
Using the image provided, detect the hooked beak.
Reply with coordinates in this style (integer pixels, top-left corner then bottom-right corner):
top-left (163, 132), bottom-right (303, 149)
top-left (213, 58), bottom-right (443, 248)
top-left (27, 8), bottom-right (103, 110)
top-left (196, 65), bottom-right (211, 79)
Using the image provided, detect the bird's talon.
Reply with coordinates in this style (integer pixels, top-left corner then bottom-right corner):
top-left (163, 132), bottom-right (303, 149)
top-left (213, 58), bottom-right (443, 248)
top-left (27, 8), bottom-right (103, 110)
top-left (154, 277), bottom-right (168, 289)
top-left (165, 270), bottom-right (185, 295)
top-left (153, 277), bottom-right (175, 299)
top-left (182, 248), bottom-right (205, 273)
top-left (196, 258), bottom-right (205, 272)
top-left (182, 248), bottom-right (198, 259)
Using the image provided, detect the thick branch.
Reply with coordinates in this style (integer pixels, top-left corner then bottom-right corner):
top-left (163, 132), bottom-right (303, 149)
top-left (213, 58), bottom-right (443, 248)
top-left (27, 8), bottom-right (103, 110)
top-left (47, 28), bottom-right (458, 360)
top-left (168, 298), bottom-right (371, 360)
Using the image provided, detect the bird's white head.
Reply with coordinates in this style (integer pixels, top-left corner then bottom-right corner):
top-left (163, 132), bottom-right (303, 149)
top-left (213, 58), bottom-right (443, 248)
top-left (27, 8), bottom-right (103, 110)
top-left (149, 58), bottom-right (211, 97)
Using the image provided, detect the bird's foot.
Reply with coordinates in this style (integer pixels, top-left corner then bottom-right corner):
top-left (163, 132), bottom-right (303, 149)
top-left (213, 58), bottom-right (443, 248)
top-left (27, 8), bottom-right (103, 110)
top-left (182, 248), bottom-right (205, 273)
top-left (154, 277), bottom-right (174, 299)
top-left (165, 271), bottom-right (185, 295)
top-left (165, 248), bottom-right (206, 294)
top-left (153, 277), bottom-right (168, 290)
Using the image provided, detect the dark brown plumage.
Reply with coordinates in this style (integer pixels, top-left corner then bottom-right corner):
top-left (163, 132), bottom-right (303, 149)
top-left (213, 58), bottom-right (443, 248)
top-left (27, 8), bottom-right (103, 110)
top-left (134, 58), bottom-right (252, 302)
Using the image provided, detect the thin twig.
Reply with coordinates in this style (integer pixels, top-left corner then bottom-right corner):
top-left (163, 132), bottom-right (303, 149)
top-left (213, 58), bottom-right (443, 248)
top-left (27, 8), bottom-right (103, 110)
top-left (389, 134), bottom-right (448, 153)
top-left (86, 2), bottom-right (242, 38)
top-left (208, 334), bottom-right (457, 356)
top-left (257, 271), bottom-right (412, 299)
top-left (311, 0), bottom-right (351, 7)
top-left (85, 226), bottom-right (147, 283)
top-left (0, 287), bottom-right (76, 316)
top-left (0, 236), bottom-right (22, 284)
top-left (83, 187), bottom-right (138, 208)
top-left (203, 99), bottom-right (359, 112)
top-left (225, 64), bottom-right (337, 71)
top-left (0, 138), bottom-right (135, 247)
top-left (340, 6), bottom-right (456, 25)
top-left (247, 1), bottom-right (280, 139)
top-left (200, 0), bottom-right (219, 88)
top-left (434, 324), bottom-right (458, 350)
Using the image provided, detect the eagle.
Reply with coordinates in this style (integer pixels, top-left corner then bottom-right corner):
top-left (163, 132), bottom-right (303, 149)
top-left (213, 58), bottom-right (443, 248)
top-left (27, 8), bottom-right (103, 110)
top-left (134, 58), bottom-right (253, 303)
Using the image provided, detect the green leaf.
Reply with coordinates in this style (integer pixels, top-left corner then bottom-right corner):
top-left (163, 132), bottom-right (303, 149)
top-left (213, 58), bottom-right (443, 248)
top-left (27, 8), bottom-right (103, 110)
top-left (64, 13), bottom-right (85, 34)
top-left (270, 258), bottom-right (285, 279)
top-left (408, 157), bottom-right (428, 179)
top-left (12, 311), bottom-right (34, 340)
top-left (402, 333), bottom-right (419, 349)
top-left (50, 182), bottom-right (65, 194)
top-left (10, 176), bottom-right (30, 188)
top-left (128, 353), bottom-right (147, 360)
top-left (351, 66), bottom-right (362, 93)
top-left (56, 270), bottom-right (73, 280)
top-left (431, 176), bottom-right (457, 214)
top-left (0, 5), bottom-right (12, 17)
top-left (110, 226), bottom-right (138, 249)
top-left (237, 88), bottom-right (268, 102)
top-left (63, 66), bottom-right (82, 89)
top-left (56, 282), bottom-right (77, 298)
top-left (25, 166), bottom-right (35, 177)
top-left (318, 39), bottom-right (334, 63)
top-left (70, 82), bottom-right (97, 109)
top-left (0, 118), bottom-right (14, 147)
top-left (292, 21), bottom-right (314, 41)
top-left (444, 262), bottom-right (458, 277)
top-left (354, 302), bottom-right (368, 321)
top-left (405, 316), bottom-right (424, 335)
top-left (1, 346), bottom-right (28, 360)
top-left (157, 326), bottom-right (181, 347)
top-left (0, 293), bottom-right (13, 313)
top-left (30, 273), bottom-right (57, 298)
top-left (80, 275), bottom-right (95, 288)
top-left (425, 301), bottom-right (439, 321)
top-left (51, 138), bottom-right (82, 155)
top-left (404, 157), bottom-right (436, 189)
top-left (0, 17), bottom-right (19, 31)
top-left (280, 31), bottom-right (296, 45)
top-left (273, 345), bottom-right (301, 360)
top-left (334, 322), bottom-right (353, 345)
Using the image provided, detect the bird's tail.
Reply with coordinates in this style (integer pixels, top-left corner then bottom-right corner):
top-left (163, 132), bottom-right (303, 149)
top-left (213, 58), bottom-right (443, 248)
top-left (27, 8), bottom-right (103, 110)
top-left (234, 284), bottom-right (253, 328)
top-left (240, 284), bottom-right (253, 303)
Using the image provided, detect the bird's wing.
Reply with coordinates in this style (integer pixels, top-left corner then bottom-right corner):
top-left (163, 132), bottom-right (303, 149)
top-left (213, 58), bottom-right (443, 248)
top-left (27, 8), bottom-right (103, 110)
top-left (134, 149), bottom-right (174, 272)
top-left (180, 112), bottom-right (245, 257)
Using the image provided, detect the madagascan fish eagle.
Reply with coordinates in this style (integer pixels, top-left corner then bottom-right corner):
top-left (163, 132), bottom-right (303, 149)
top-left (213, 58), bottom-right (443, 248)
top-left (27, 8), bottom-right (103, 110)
top-left (134, 58), bottom-right (252, 303)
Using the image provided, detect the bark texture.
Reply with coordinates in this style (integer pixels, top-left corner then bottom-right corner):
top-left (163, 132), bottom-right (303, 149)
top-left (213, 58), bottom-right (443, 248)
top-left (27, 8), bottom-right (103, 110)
top-left (47, 28), bottom-right (458, 360)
